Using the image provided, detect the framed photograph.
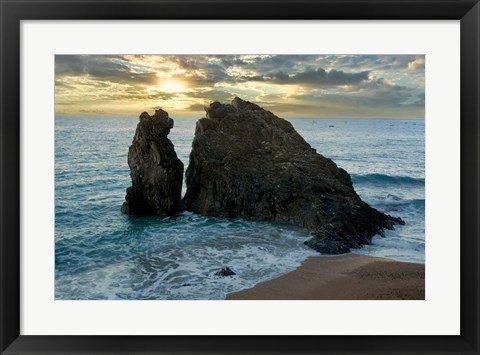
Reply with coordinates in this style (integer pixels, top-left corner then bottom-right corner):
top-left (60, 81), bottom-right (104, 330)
top-left (1, 0), bottom-right (479, 354)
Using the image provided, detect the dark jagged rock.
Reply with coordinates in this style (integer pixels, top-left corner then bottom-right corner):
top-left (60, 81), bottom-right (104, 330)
top-left (182, 97), bottom-right (404, 254)
top-left (214, 267), bottom-right (236, 277)
top-left (122, 109), bottom-right (183, 216)
top-left (304, 204), bottom-right (403, 254)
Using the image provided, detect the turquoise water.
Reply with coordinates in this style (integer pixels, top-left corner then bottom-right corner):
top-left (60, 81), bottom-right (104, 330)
top-left (55, 117), bottom-right (425, 300)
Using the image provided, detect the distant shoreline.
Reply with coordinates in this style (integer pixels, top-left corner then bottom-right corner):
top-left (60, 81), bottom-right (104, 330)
top-left (226, 253), bottom-right (425, 300)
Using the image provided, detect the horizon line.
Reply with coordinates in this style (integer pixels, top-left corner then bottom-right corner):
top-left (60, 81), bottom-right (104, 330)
top-left (55, 115), bottom-right (425, 120)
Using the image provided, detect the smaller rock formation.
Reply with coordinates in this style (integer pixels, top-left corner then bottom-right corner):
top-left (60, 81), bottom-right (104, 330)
top-left (214, 267), bottom-right (236, 277)
top-left (122, 109), bottom-right (183, 216)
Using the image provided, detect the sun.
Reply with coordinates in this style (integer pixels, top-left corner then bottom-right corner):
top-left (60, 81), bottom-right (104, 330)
top-left (157, 79), bottom-right (186, 93)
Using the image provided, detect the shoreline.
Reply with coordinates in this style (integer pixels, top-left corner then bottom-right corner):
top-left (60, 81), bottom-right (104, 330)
top-left (226, 253), bottom-right (425, 300)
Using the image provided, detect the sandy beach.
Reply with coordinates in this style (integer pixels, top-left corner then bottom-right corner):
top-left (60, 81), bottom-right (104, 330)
top-left (226, 253), bottom-right (425, 300)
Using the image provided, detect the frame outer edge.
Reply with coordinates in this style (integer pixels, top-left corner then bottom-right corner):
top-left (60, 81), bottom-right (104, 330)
top-left (1, 0), bottom-right (480, 354)
top-left (461, 1), bottom-right (480, 354)
top-left (0, 0), bottom-right (3, 353)
top-left (0, 1), bottom-right (21, 354)
top-left (0, 0), bottom-right (478, 20)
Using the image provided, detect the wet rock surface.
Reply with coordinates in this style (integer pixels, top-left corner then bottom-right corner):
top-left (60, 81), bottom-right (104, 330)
top-left (122, 109), bottom-right (183, 216)
top-left (182, 97), bottom-right (403, 254)
top-left (214, 267), bottom-right (236, 277)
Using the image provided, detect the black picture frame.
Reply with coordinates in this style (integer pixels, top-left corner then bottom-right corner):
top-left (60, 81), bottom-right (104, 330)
top-left (1, 0), bottom-right (479, 354)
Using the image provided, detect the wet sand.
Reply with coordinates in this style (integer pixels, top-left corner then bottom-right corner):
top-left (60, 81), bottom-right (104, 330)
top-left (226, 253), bottom-right (425, 300)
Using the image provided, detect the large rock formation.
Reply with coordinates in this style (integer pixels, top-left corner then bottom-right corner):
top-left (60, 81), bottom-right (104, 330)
top-left (182, 97), bottom-right (403, 254)
top-left (122, 109), bottom-right (183, 216)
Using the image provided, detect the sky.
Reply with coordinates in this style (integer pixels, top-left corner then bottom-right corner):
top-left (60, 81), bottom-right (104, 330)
top-left (55, 55), bottom-right (425, 119)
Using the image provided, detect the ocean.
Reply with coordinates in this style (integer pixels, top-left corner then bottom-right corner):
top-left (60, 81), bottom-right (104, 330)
top-left (55, 116), bottom-right (425, 300)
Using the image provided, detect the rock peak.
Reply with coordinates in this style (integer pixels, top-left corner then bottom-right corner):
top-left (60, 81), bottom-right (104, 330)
top-left (231, 97), bottom-right (261, 111)
top-left (139, 109), bottom-right (174, 135)
top-left (205, 97), bottom-right (263, 120)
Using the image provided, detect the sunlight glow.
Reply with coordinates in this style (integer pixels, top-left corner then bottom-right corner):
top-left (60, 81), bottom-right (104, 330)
top-left (157, 79), bottom-right (186, 93)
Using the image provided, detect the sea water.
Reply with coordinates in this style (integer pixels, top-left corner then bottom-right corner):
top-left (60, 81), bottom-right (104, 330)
top-left (55, 117), bottom-right (425, 300)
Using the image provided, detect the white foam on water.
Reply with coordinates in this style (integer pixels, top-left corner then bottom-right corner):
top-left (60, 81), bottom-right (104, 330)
top-left (56, 213), bottom-right (318, 299)
top-left (353, 231), bottom-right (425, 264)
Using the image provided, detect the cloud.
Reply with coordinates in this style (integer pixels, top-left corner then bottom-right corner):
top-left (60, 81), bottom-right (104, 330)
top-left (161, 55), bottom-right (371, 88)
top-left (377, 55), bottom-right (417, 69)
top-left (251, 68), bottom-right (370, 86)
top-left (189, 89), bottom-right (234, 102)
top-left (222, 55), bottom-right (318, 73)
top-left (187, 103), bottom-right (208, 112)
top-left (55, 55), bottom-right (158, 86)
top-left (287, 77), bottom-right (424, 117)
top-left (408, 57), bottom-right (425, 71)
top-left (78, 108), bottom-right (106, 114)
